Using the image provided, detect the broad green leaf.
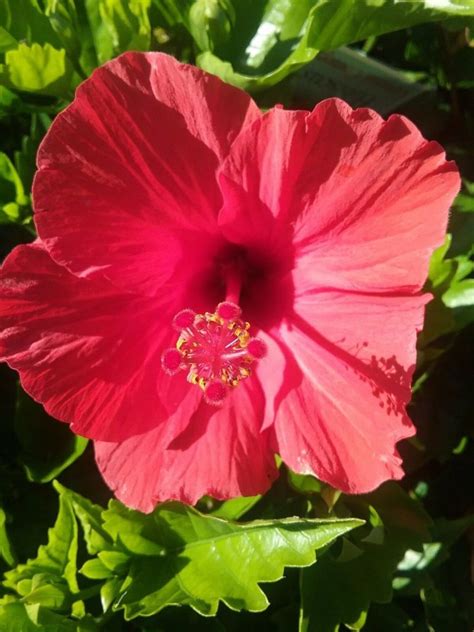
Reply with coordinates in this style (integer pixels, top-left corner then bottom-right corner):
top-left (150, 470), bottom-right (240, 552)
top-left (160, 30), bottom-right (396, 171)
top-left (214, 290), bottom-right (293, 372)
top-left (0, 505), bottom-right (16, 566)
top-left (0, 0), bottom-right (61, 49)
top-left (192, 0), bottom-right (474, 90)
top-left (300, 483), bottom-right (430, 632)
top-left (3, 488), bottom-right (80, 608)
top-left (0, 43), bottom-right (73, 97)
top-left (84, 0), bottom-right (151, 65)
top-left (210, 495), bottom-right (261, 520)
top-left (15, 391), bottom-right (88, 484)
top-left (101, 500), bottom-right (362, 618)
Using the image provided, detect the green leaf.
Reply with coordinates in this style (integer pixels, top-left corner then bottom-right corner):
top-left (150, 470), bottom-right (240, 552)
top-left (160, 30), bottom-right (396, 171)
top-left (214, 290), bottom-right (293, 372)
top-left (80, 559), bottom-right (113, 581)
top-left (100, 577), bottom-right (122, 613)
top-left (19, 575), bottom-right (71, 611)
top-left (0, 599), bottom-right (79, 631)
top-left (3, 487), bottom-right (80, 607)
top-left (53, 482), bottom-right (111, 556)
top-left (101, 500), bottom-right (362, 618)
top-left (188, 0), bottom-right (236, 51)
top-left (0, 84), bottom-right (18, 111)
top-left (287, 470), bottom-right (322, 495)
top-left (300, 483), bottom-right (431, 632)
top-left (0, 505), bottom-right (16, 567)
top-left (14, 113), bottom-right (50, 195)
top-left (428, 235), bottom-right (454, 289)
top-left (394, 514), bottom-right (474, 593)
top-left (0, 0), bottom-right (61, 49)
top-left (443, 279), bottom-right (474, 307)
top-left (192, 0), bottom-right (474, 91)
top-left (84, 0), bottom-right (151, 65)
top-left (0, 26), bottom-right (17, 53)
top-left (210, 495), bottom-right (261, 520)
top-left (0, 151), bottom-right (28, 222)
top-left (0, 42), bottom-right (73, 97)
top-left (15, 391), bottom-right (88, 484)
top-left (45, 0), bottom-right (81, 59)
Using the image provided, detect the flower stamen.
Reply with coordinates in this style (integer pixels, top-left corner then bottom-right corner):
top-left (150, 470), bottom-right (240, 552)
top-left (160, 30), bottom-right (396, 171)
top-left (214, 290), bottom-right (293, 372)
top-left (161, 303), bottom-right (266, 406)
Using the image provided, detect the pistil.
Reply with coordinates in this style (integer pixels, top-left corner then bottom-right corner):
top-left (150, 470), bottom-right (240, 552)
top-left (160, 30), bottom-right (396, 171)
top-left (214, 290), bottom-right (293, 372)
top-left (161, 262), bottom-right (266, 405)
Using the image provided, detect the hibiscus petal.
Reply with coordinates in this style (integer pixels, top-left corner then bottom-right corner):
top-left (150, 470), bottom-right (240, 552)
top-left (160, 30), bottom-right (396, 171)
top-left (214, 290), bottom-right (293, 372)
top-left (273, 292), bottom-right (430, 493)
top-left (0, 242), bottom-right (187, 441)
top-left (218, 98), bottom-right (460, 294)
top-left (95, 379), bottom-right (277, 511)
top-left (34, 52), bottom-right (259, 297)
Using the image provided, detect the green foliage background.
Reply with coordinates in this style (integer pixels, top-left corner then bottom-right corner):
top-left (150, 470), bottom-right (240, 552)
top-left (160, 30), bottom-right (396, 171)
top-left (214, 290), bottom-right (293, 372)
top-left (0, 1), bottom-right (474, 630)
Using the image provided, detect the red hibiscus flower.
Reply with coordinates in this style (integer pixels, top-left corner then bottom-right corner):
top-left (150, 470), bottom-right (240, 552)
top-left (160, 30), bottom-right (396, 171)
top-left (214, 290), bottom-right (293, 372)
top-left (0, 53), bottom-right (459, 512)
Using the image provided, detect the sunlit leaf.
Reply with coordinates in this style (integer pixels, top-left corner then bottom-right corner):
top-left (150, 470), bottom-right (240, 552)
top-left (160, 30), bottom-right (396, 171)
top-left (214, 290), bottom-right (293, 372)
top-left (101, 500), bottom-right (362, 618)
top-left (0, 505), bottom-right (15, 567)
top-left (0, 599), bottom-right (81, 631)
top-left (0, 42), bottom-right (73, 97)
top-left (193, 0), bottom-right (474, 90)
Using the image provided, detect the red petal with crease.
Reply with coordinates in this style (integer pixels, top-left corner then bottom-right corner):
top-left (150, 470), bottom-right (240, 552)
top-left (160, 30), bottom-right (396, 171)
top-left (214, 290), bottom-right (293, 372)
top-left (219, 99), bottom-right (459, 293)
top-left (0, 242), bottom-right (189, 441)
top-left (95, 379), bottom-right (277, 512)
top-left (34, 52), bottom-right (259, 298)
top-left (273, 292), bottom-right (430, 492)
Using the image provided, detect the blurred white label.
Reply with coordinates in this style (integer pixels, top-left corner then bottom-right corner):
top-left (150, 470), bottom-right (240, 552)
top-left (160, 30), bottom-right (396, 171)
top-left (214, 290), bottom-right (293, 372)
top-left (290, 47), bottom-right (432, 114)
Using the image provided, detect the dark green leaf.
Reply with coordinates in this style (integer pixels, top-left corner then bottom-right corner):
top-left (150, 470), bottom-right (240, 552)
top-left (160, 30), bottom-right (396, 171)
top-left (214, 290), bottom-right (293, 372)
top-left (0, 0), bottom-right (61, 49)
top-left (300, 483), bottom-right (431, 632)
top-left (84, 0), bottom-right (151, 65)
top-left (44, 0), bottom-right (82, 65)
top-left (15, 391), bottom-right (88, 484)
top-left (3, 487), bottom-right (80, 605)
